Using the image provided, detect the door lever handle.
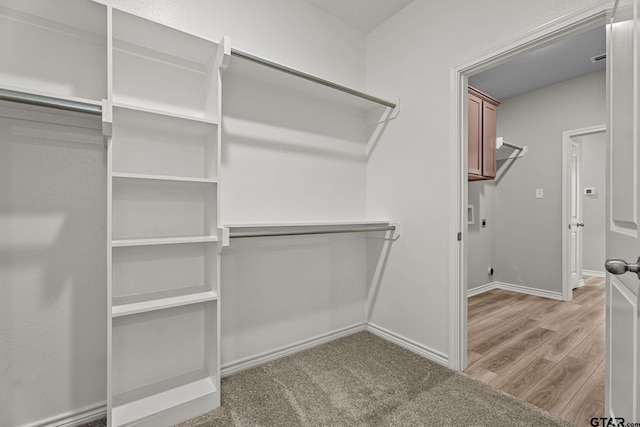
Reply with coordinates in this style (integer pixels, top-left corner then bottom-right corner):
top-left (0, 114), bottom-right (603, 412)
top-left (605, 257), bottom-right (640, 278)
top-left (577, 223), bottom-right (585, 227)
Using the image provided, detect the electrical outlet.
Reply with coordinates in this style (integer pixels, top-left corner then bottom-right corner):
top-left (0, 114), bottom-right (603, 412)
top-left (536, 188), bottom-right (544, 199)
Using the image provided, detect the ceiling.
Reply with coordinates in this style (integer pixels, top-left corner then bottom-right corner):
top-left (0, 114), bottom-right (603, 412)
top-left (469, 26), bottom-right (606, 101)
top-left (301, 0), bottom-right (415, 33)
top-left (298, 1), bottom-right (604, 101)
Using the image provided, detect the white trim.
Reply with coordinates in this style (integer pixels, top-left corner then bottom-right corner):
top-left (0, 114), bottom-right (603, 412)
top-left (448, 66), bottom-right (467, 372)
top-left (584, 269), bottom-right (607, 277)
top-left (467, 281), bottom-right (564, 301)
top-left (579, 278), bottom-right (586, 287)
top-left (494, 282), bottom-right (564, 300)
top-left (450, 1), bottom-right (612, 372)
top-left (20, 402), bottom-right (107, 427)
top-left (220, 323), bottom-right (366, 377)
top-left (366, 323), bottom-right (449, 367)
top-left (467, 282), bottom-right (495, 297)
top-left (562, 125), bottom-right (607, 302)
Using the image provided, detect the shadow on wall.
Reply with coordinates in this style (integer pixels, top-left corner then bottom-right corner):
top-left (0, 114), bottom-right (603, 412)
top-left (0, 114), bottom-right (106, 426)
top-left (366, 231), bottom-right (397, 322)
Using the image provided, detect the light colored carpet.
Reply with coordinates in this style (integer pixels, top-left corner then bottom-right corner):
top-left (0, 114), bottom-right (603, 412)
top-left (84, 332), bottom-right (575, 426)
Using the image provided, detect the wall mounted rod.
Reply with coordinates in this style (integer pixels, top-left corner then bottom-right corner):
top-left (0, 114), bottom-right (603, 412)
top-left (501, 140), bottom-right (524, 151)
top-left (0, 89), bottom-right (102, 116)
top-left (230, 48), bottom-right (397, 109)
top-left (230, 225), bottom-right (396, 239)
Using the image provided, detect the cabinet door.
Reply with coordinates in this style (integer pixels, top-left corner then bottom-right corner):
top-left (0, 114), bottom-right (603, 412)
top-left (482, 101), bottom-right (497, 178)
top-left (468, 93), bottom-right (482, 176)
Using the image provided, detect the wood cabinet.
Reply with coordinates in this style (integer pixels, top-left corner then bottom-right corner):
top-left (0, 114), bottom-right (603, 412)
top-left (468, 86), bottom-right (500, 181)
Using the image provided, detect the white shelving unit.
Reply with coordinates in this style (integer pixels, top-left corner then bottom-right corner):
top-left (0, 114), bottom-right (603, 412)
top-left (105, 7), bottom-right (230, 426)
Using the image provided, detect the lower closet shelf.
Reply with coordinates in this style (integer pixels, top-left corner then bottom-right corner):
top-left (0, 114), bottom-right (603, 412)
top-left (112, 235), bottom-right (218, 247)
top-left (112, 289), bottom-right (218, 317)
top-left (112, 371), bottom-right (217, 427)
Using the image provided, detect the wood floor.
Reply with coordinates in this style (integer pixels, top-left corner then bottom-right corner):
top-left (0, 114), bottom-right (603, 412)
top-left (465, 276), bottom-right (605, 427)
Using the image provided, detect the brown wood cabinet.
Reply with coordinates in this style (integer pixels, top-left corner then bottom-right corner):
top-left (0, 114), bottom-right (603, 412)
top-left (468, 86), bottom-right (500, 181)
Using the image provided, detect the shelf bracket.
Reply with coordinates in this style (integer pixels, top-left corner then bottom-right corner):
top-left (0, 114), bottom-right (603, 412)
top-left (220, 227), bottom-right (230, 247)
top-left (217, 36), bottom-right (231, 73)
top-left (102, 99), bottom-right (112, 137)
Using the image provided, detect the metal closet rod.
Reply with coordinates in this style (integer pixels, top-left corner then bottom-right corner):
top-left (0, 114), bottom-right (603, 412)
top-left (230, 48), bottom-right (397, 109)
top-left (501, 140), bottom-right (524, 151)
top-left (0, 88), bottom-right (102, 116)
top-left (229, 224), bottom-right (396, 238)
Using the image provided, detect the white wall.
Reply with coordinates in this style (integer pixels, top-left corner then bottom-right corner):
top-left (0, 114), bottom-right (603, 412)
top-left (219, 57), bottom-right (371, 367)
top-left (0, 106), bottom-right (106, 427)
top-left (581, 131), bottom-right (607, 274)
top-left (365, 0), bottom-right (609, 358)
top-left (467, 182), bottom-right (496, 290)
top-left (494, 71), bottom-right (606, 292)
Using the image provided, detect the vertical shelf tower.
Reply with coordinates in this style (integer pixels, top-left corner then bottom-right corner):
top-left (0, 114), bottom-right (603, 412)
top-left (104, 7), bottom-right (230, 426)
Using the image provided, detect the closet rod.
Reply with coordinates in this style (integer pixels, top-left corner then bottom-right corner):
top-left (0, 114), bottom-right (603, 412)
top-left (501, 140), bottom-right (524, 151)
top-left (0, 89), bottom-right (102, 116)
top-left (230, 225), bottom-right (396, 239)
top-left (230, 48), bottom-right (397, 109)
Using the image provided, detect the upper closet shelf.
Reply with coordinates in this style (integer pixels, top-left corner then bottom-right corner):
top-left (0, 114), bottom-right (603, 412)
top-left (111, 9), bottom-right (225, 122)
top-left (227, 49), bottom-right (397, 111)
top-left (0, 0), bottom-right (107, 104)
top-left (496, 137), bottom-right (527, 160)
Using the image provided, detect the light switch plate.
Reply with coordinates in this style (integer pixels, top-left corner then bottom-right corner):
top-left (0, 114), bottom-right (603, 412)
top-left (536, 188), bottom-right (544, 199)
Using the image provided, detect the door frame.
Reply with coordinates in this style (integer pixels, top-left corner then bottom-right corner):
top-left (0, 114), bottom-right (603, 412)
top-left (562, 125), bottom-right (606, 301)
top-left (448, 3), bottom-right (612, 371)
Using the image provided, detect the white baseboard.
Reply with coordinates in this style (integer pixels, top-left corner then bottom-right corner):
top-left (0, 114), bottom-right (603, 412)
top-left (467, 281), bottom-right (563, 301)
top-left (583, 269), bottom-right (606, 278)
top-left (221, 323), bottom-right (367, 377)
top-left (21, 402), bottom-right (106, 427)
top-left (365, 323), bottom-right (448, 367)
top-left (467, 282), bottom-right (495, 297)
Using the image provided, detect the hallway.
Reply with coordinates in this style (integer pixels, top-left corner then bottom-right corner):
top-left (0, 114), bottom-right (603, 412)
top-left (465, 276), bottom-right (605, 426)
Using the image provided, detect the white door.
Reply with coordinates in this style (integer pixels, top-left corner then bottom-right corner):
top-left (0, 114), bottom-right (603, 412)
top-left (571, 140), bottom-right (583, 290)
top-left (605, 0), bottom-right (640, 421)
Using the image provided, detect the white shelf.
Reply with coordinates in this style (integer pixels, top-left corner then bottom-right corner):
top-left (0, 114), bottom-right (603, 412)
top-left (112, 9), bottom-right (220, 123)
top-left (0, 1), bottom-right (107, 103)
top-left (111, 105), bottom-right (218, 179)
top-left (112, 289), bottom-right (217, 318)
top-left (112, 179), bottom-right (216, 240)
top-left (496, 137), bottom-right (527, 160)
top-left (112, 9), bottom-right (218, 67)
top-left (112, 236), bottom-right (218, 247)
top-left (112, 102), bottom-right (219, 126)
top-left (112, 374), bottom-right (217, 427)
top-left (112, 173), bottom-right (217, 184)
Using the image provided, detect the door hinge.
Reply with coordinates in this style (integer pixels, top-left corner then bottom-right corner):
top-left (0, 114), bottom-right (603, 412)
top-left (457, 232), bottom-right (462, 241)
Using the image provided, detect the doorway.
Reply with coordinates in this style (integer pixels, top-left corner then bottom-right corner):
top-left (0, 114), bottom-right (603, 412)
top-left (562, 126), bottom-right (607, 301)
top-left (448, 0), bottom-right (609, 371)
top-left (448, 2), bottom-right (612, 424)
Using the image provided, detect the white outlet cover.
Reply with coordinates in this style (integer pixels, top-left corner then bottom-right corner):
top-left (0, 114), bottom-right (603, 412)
top-left (536, 188), bottom-right (544, 199)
